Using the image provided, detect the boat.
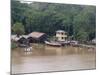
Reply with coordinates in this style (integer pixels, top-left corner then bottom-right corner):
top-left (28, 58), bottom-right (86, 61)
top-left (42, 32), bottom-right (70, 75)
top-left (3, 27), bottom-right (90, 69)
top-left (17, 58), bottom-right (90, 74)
top-left (45, 41), bottom-right (62, 47)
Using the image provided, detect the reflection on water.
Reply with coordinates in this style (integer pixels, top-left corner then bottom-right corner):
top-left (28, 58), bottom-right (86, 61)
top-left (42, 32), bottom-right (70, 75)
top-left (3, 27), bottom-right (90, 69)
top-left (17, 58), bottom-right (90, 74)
top-left (11, 44), bottom-right (96, 74)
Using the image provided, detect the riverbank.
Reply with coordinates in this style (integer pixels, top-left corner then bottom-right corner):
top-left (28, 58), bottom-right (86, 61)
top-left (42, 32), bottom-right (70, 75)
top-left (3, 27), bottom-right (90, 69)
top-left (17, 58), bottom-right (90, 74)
top-left (31, 43), bottom-right (96, 50)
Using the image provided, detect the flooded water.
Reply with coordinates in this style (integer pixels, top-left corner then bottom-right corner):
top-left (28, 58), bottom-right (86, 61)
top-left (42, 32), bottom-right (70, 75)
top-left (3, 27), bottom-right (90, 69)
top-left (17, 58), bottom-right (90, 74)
top-left (11, 44), bottom-right (96, 74)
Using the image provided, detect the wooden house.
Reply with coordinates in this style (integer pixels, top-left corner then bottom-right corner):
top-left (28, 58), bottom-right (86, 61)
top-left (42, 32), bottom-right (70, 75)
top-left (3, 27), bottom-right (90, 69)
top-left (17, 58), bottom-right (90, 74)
top-left (11, 35), bottom-right (30, 47)
top-left (17, 37), bottom-right (28, 44)
top-left (11, 35), bottom-right (19, 42)
top-left (28, 32), bottom-right (47, 43)
top-left (56, 30), bottom-right (67, 42)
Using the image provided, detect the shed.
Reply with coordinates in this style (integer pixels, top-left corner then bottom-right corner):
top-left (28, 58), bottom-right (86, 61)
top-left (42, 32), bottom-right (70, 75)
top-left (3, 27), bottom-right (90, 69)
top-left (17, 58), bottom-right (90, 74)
top-left (11, 35), bottom-right (20, 42)
top-left (28, 32), bottom-right (47, 43)
top-left (17, 37), bottom-right (28, 44)
top-left (11, 35), bottom-right (30, 45)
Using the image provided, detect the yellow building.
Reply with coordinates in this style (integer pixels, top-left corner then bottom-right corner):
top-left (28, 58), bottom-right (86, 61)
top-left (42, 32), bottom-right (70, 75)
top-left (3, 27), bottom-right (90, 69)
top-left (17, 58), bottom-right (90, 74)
top-left (56, 30), bottom-right (67, 42)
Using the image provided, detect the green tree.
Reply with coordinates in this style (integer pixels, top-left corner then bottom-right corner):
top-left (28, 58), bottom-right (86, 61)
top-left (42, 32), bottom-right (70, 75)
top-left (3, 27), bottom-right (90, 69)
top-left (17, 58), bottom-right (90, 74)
top-left (12, 22), bottom-right (25, 37)
top-left (75, 31), bottom-right (88, 43)
top-left (11, 0), bottom-right (96, 42)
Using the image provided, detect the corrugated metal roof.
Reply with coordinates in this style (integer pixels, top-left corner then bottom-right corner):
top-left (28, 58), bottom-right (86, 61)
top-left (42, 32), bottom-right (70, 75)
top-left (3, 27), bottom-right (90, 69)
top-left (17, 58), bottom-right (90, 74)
top-left (11, 35), bottom-right (20, 41)
top-left (28, 32), bottom-right (46, 38)
top-left (20, 35), bottom-right (29, 38)
top-left (11, 32), bottom-right (46, 41)
top-left (56, 30), bottom-right (66, 33)
top-left (11, 35), bottom-right (29, 41)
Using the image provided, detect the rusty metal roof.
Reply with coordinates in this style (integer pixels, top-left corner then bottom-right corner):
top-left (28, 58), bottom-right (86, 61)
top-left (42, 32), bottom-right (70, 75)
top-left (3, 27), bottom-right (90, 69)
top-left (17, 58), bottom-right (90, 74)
top-left (28, 32), bottom-right (46, 38)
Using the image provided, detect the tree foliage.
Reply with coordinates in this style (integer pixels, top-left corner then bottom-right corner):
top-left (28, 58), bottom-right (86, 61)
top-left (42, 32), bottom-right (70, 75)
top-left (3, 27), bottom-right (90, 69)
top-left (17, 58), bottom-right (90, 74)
top-left (12, 22), bottom-right (25, 36)
top-left (11, 0), bottom-right (96, 42)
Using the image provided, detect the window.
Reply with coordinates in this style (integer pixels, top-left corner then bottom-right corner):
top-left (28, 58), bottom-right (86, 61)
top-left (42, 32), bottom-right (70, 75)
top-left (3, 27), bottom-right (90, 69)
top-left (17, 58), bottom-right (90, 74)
top-left (62, 37), bottom-right (64, 39)
top-left (61, 32), bottom-right (64, 35)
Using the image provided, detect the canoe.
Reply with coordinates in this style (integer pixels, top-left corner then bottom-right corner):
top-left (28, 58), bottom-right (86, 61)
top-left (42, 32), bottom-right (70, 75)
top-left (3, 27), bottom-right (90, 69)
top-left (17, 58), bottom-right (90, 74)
top-left (45, 41), bottom-right (61, 47)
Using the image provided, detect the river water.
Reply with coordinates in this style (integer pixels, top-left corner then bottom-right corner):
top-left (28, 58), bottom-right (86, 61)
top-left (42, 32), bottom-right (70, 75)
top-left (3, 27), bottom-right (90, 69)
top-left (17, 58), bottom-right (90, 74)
top-left (11, 44), bottom-right (96, 74)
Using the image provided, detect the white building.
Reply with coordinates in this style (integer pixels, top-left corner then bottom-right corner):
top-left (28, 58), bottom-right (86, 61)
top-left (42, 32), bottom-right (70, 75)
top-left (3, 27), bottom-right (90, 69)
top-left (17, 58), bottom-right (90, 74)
top-left (56, 30), bottom-right (67, 42)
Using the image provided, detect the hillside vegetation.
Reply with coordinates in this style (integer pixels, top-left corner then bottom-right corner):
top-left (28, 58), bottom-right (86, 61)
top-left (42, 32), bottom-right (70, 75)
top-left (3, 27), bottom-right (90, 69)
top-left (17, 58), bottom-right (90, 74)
top-left (11, 0), bottom-right (96, 42)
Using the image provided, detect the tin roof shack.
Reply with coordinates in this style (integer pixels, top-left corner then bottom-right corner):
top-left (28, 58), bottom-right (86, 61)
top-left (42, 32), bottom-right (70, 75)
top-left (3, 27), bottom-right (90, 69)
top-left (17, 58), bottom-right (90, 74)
top-left (28, 32), bottom-right (47, 43)
top-left (11, 35), bottom-right (20, 42)
top-left (18, 37), bottom-right (30, 47)
top-left (11, 35), bottom-right (30, 47)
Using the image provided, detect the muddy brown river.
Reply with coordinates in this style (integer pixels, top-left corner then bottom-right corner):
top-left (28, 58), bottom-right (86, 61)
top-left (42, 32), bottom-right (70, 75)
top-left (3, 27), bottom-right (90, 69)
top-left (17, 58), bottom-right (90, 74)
top-left (11, 44), bottom-right (96, 74)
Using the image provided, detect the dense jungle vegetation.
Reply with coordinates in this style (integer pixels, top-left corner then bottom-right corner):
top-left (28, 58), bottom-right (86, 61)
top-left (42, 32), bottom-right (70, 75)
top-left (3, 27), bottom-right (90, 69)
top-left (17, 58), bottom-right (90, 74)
top-left (11, 0), bottom-right (96, 42)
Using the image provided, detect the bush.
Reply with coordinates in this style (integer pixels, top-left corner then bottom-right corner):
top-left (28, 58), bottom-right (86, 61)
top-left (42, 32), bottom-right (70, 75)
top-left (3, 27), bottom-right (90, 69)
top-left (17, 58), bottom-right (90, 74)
top-left (11, 42), bottom-right (17, 49)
